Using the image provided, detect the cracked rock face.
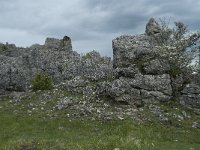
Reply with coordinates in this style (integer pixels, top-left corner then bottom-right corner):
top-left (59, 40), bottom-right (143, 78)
top-left (112, 34), bottom-right (173, 105)
top-left (0, 36), bottom-right (74, 92)
top-left (0, 36), bottom-right (112, 93)
top-left (112, 35), bottom-right (155, 69)
top-left (142, 59), bottom-right (170, 74)
top-left (0, 55), bottom-right (30, 91)
top-left (180, 84), bottom-right (200, 113)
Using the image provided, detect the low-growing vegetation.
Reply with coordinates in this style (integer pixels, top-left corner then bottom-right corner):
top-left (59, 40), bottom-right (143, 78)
top-left (0, 44), bottom-right (8, 53)
top-left (31, 73), bottom-right (53, 91)
top-left (168, 65), bottom-right (182, 77)
top-left (0, 112), bottom-right (200, 150)
top-left (0, 91), bottom-right (200, 150)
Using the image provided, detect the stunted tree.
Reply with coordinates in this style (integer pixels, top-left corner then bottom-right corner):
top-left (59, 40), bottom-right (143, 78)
top-left (147, 18), bottom-right (200, 78)
top-left (146, 18), bottom-right (200, 96)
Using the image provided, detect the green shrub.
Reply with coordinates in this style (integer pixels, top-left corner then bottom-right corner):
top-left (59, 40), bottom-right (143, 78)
top-left (169, 65), bottom-right (182, 77)
top-left (32, 73), bottom-right (53, 91)
top-left (0, 44), bottom-right (8, 53)
top-left (82, 53), bottom-right (92, 60)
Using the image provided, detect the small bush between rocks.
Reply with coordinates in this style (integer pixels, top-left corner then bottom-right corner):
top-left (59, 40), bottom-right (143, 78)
top-left (169, 65), bottom-right (182, 77)
top-left (82, 53), bottom-right (92, 60)
top-left (31, 73), bottom-right (53, 91)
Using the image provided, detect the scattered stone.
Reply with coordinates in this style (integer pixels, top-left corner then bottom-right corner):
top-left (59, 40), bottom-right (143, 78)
top-left (159, 115), bottom-right (169, 124)
top-left (58, 126), bottom-right (64, 130)
top-left (177, 115), bottom-right (184, 121)
top-left (192, 121), bottom-right (198, 128)
top-left (181, 111), bottom-right (187, 119)
top-left (56, 97), bottom-right (74, 110)
top-left (117, 116), bottom-right (124, 120)
top-left (149, 104), bottom-right (163, 116)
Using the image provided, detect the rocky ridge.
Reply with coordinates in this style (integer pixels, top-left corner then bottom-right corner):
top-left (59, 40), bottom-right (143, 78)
top-left (0, 18), bottom-right (200, 115)
top-left (0, 37), bottom-right (112, 93)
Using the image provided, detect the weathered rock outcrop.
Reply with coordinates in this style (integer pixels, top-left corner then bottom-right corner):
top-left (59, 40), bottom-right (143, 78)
top-left (1, 18), bottom-right (200, 114)
top-left (0, 18), bottom-right (175, 106)
top-left (145, 18), bottom-right (161, 36)
top-left (109, 18), bottom-right (199, 111)
top-left (45, 36), bottom-right (72, 51)
top-left (113, 35), bottom-right (155, 69)
top-left (180, 84), bottom-right (200, 113)
top-left (0, 55), bottom-right (30, 91)
top-left (0, 36), bottom-right (112, 92)
top-left (111, 33), bottom-right (172, 105)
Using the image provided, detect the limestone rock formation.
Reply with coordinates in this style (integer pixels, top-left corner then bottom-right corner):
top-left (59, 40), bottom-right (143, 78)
top-left (111, 34), bottom-right (172, 105)
top-left (0, 36), bottom-right (112, 92)
top-left (45, 36), bottom-right (72, 51)
top-left (0, 55), bottom-right (30, 91)
top-left (113, 35), bottom-right (155, 69)
top-left (142, 59), bottom-right (170, 74)
top-left (145, 18), bottom-right (161, 36)
top-left (1, 18), bottom-right (200, 113)
top-left (180, 84), bottom-right (200, 113)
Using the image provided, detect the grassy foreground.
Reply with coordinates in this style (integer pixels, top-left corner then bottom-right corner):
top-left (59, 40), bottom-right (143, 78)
top-left (0, 112), bottom-right (200, 150)
top-left (0, 90), bottom-right (200, 150)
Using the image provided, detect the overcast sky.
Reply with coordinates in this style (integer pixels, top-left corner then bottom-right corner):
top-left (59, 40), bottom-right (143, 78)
top-left (0, 0), bottom-right (200, 56)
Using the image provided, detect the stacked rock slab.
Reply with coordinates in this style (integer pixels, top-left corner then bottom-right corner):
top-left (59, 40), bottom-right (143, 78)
top-left (110, 19), bottom-right (172, 105)
top-left (180, 84), bottom-right (200, 114)
top-left (45, 36), bottom-right (72, 51)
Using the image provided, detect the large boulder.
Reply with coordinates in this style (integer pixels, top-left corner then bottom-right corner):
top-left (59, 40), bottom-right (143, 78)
top-left (107, 74), bottom-right (172, 105)
top-left (108, 78), bottom-right (142, 106)
top-left (113, 35), bottom-right (155, 69)
top-left (180, 84), bottom-right (200, 113)
top-left (126, 74), bottom-right (172, 95)
top-left (111, 33), bottom-right (172, 105)
top-left (110, 18), bottom-right (184, 105)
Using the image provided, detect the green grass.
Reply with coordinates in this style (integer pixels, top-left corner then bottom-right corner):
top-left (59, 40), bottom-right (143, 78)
top-left (0, 112), bottom-right (199, 150)
top-left (0, 112), bottom-right (200, 149)
top-left (0, 92), bottom-right (200, 150)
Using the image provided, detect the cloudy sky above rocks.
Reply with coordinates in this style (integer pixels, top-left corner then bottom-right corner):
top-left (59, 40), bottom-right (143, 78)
top-left (0, 0), bottom-right (200, 56)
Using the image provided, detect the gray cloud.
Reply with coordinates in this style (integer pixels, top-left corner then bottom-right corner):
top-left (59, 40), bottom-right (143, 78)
top-left (0, 0), bottom-right (200, 56)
